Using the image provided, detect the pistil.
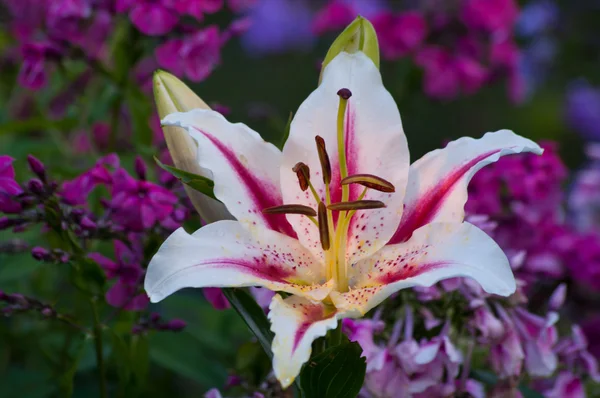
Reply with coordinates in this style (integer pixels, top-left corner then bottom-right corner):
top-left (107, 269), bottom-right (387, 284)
top-left (334, 88), bottom-right (352, 292)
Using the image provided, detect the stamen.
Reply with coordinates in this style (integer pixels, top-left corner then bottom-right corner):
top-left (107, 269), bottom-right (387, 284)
top-left (337, 88), bottom-right (352, 99)
top-left (292, 162), bottom-right (310, 191)
top-left (263, 204), bottom-right (317, 217)
top-left (328, 200), bottom-right (386, 211)
top-left (318, 202), bottom-right (330, 250)
top-left (315, 136), bottom-right (331, 184)
top-left (341, 174), bottom-right (395, 193)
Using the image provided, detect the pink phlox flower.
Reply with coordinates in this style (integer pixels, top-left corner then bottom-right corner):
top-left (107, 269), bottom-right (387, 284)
top-left (61, 154), bottom-right (119, 205)
top-left (0, 156), bottom-right (23, 214)
top-left (373, 11), bottom-right (427, 60)
top-left (512, 307), bottom-right (559, 377)
top-left (203, 287), bottom-right (231, 310)
top-left (89, 239), bottom-right (148, 311)
top-left (110, 168), bottom-right (178, 232)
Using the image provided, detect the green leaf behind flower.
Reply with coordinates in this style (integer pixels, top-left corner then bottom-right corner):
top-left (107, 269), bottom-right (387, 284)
top-left (154, 157), bottom-right (217, 200)
top-left (299, 341), bottom-right (366, 398)
top-left (221, 288), bottom-right (274, 360)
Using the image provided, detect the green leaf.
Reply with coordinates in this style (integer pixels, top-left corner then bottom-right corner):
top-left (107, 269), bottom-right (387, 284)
top-left (58, 335), bottom-right (88, 397)
top-left (221, 288), bottom-right (274, 359)
top-left (154, 156), bottom-right (217, 200)
top-left (279, 112), bottom-right (293, 149)
top-left (130, 335), bottom-right (149, 387)
top-left (109, 331), bottom-right (132, 386)
top-left (299, 341), bottom-right (366, 398)
top-left (149, 331), bottom-right (227, 387)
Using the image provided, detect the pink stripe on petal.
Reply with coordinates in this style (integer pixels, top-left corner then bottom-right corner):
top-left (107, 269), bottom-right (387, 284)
top-left (376, 261), bottom-right (448, 285)
top-left (292, 304), bottom-right (336, 353)
top-left (201, 131), bottom-right (297, 238)
top-left (389, 149), bottom-right (501, 244)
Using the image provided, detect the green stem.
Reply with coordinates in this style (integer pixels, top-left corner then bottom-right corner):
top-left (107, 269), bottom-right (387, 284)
top-left (90, 299), bottom-right (107, 398)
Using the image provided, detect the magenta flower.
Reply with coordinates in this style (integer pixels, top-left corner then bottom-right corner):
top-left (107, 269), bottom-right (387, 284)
top-left (203, 288), bottom-right (230, 310)
top-left (173, 0), bottom-right (224, 19)
top-left (89, 240), bottom-right (148, 311)
top-left (156, 26), bottom-right (222, 82)
top-left (513, 308), bottom-right (558, 377)
top-left (545, 372), bottom-right (585, 398)
top-left (0, 156), bottom-right (23, 214)
top-left (121, 0), bottom-right (180, 36)
top-left (61, 154), bottom-right (119, 205)
top-left (312, 2), bottom-right (355, 35)
top-left (489, 305), bottom-right (525, 377)
top-left (461, 0), bottom-right (519, 34)
top-left (374, 11), bottom-right (428, 60)
top-left (110, 168), bottom-right (178, 232)
top-left (18, 42), bottom-right (58, 91)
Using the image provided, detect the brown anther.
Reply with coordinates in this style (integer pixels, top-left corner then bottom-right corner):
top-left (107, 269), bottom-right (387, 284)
top-left (263, 204), bottom-right (317, 217)
top-left (341, 174), bottom-right (395, 193)
top-left (292, 162), bottom-right (310, 191)
top-left (317, 202), bottom-right (330, 250)
top-left (337, 88), bottom-right (352, 99)
top-left (327, 200), bottom-right (386, 211)
top-left (315, 136), bottom-right (331, 184)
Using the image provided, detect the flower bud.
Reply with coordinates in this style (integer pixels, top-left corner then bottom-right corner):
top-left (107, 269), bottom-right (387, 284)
top-left (27, 179), bottom-right (44, 195)
top-left (80, 216), bottom-right (97, 230)
top-left (166, 319), bottom-right (187, 331)
top-left (134, 156), bottom-right (147, 180)
top-left (27, 155), bottom-right (46, 181)
top-left (153, 70), bottom-right (232, 224)
top-left (41, 307), bottom-right (54, 317)
top-left (319, 16), bottom-right (380, 83)
top-left (31, 246), bottom-right (51, 261)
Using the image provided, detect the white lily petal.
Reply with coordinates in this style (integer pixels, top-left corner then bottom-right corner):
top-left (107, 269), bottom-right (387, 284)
top-left (162, 109), bottom-right (297, 237)
top-left (269, 294), bottom-right (343, 388)
top-left (333, 222), bottom-right (515, 315)
top-left (388, 130), bottom-right (542, 244)
top-left (145, 221), bottom-right (332, 303)
top-left (281, 51), bottom-right (409, 263)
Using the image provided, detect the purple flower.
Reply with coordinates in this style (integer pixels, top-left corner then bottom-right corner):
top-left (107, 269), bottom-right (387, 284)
top-left (61, 154), bottom-right (119, 205)
top-left (544, 372), bottom-right (585, 398)
top-left (46, 0), bottom-right (92, 41)
top-left (249, 287), bottom-right (275, 310)
top-left (489, 306), bottom-right (525, 378)
top-left (173, 0), bottom-right (224, 19)
top-left (0, 156), bottom-right (23, 214)
top-left (124, 0), bottom-right (180, 36)
top-left (203, 288), bottom-right (230, 310)
top-left (565, 81), bottom-right (600, 141)
top-left (512, 308), bottom-right (559, 376)
top-left (18, 42), bottom-right (59, 91)
top-left (461, 0), bottom-right (519, 34)
top-left (517, 0), bottom-right (559, 37)
top-left (344, 318), bottom-right (386, 371)
top-left (3, 0), bottom-right (48, 40)
top-left (548, 283), bottom-right (567, 311)
top-left (89, 240), bottom-right (148, 311)
top-left (312, 1), bottom-right (355, 35)
top-left (240, 0), bottom-right (314, 55)
top-left (555, 325), bottom-right (600, 382)
top-left (156, 26), bottom-right (222, 82)
top-left (374, 11), bottom-right (428, 60)
top-left (110, 168), bottom-right (178, 231)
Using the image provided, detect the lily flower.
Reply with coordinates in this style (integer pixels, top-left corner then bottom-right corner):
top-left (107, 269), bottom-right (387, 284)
top-left (144, 50), bottom-right (542, 387)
